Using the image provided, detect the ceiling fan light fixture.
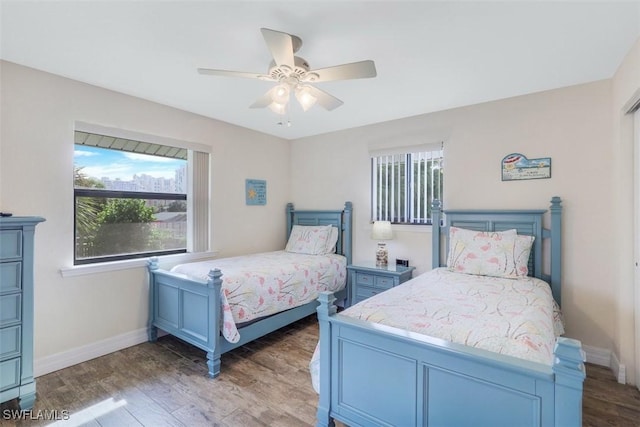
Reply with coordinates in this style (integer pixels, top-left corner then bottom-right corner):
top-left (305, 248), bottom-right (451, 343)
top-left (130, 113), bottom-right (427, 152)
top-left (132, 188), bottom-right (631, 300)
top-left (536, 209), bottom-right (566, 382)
top-left (268, 100), bottom-right (288, 115)
top-left (295, 85), bottom-right (317, 112)
top-left (198, 28), bottom-right (377, 115)
top-left (271, 84), bottom-right (290, 105)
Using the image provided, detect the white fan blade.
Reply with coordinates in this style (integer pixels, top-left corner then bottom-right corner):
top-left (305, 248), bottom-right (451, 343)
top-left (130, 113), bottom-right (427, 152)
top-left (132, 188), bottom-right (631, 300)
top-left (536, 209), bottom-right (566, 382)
top-left (306, 86), bottom-right (344, 111)
top-left (260, 28), bottom-right (295, 68)
top-left (249, 89), bottom-right (274, 108)
top-left (198, 68), bottom-right (274, 81)
top-left (306, 60), bottom-right (377, 82)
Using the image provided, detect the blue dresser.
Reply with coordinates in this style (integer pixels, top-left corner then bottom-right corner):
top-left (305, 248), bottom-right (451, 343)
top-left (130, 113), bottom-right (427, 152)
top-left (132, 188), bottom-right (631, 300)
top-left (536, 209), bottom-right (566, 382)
top-left (0, 216), bottom-right (44, 410)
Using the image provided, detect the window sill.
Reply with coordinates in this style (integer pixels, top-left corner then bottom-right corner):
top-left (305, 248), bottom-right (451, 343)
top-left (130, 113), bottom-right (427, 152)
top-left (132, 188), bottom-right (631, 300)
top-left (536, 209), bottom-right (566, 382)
top-left (59, 251), bottom-right (219, 278)
top-left (367, 223), bottom-right (434, 233)
top-left (390, 224), bottom-right (434, 233)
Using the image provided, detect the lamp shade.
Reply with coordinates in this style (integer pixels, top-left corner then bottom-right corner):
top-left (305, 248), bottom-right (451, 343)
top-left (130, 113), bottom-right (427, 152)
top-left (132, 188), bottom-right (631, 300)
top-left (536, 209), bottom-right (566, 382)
top-left (371, 221), bottom-right (393, 240)
top-left (295, 85), bottom-right (318, 112)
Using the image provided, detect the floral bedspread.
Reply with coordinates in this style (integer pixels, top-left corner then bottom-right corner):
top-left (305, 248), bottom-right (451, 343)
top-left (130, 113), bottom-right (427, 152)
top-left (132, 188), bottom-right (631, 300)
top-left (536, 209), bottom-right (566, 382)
top-left (170, 251), bottom-right (346, 343)
top-left (310, 268), bottom-right (562, 392)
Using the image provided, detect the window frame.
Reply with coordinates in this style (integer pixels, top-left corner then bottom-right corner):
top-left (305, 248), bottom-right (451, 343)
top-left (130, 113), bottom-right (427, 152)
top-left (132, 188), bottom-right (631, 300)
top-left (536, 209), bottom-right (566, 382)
top-left (72, 122), bottom-right (211, 267)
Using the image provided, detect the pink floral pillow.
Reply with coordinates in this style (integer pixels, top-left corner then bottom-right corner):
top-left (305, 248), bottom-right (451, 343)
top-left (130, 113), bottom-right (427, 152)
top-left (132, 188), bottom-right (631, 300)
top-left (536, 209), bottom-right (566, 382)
top-left (285, 225), bottom-right (332, 255)
top-left (446, 227), bottom-right (518, 277)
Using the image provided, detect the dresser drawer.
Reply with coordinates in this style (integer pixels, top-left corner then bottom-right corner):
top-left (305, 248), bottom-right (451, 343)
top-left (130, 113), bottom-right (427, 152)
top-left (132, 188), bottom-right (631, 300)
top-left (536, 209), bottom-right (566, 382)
top-left (0, 262), bottom-right (22, 294)
top-left (0, 357), bottom-right (21, 391)
top-left (0, 230), bottom-right (22, 260)
top-left (0, 325), bottom-right (21, 360)
top-left (0, 294), bottom-right (21, 327)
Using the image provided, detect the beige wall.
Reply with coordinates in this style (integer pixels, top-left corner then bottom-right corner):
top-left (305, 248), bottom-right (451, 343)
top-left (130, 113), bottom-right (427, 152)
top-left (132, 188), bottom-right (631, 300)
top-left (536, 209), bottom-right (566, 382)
top-left (292, 79), bottom-right (620, 376)
top-left (0, 61), bottom-right (291, 366)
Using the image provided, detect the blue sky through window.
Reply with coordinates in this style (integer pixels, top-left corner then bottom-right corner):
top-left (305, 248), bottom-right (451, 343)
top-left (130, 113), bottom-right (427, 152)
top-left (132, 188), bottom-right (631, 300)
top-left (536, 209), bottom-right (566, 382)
top-left (74, 145), bottom-right (185, 181)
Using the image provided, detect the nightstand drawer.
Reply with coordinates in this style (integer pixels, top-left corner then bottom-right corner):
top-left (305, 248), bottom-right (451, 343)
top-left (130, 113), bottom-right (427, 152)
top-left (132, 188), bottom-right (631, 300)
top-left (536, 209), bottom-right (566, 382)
top-left (355, 286), bottom-right (383, 302)
top-left (0, 357), bottom-right (21, 391)
top-left (0, 230), bottom-right (22, 260)
top-left (355, 272), bottom-right (375, 287)
top-left (355, 273), bottom-right (394, 290)
top-left (374, 276), bottom-right (394, 289)
top-left (0, 294), bottom-right (21, 327)
top-left (0, 325), bottom-right (21, 360)
top-left (0, 262), bottom-right (22, 294)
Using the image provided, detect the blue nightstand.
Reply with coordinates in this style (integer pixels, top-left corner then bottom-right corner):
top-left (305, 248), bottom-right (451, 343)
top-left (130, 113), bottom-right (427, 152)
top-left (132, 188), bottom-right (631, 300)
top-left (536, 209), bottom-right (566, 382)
top-left (347, 263), bottom-right (415, 305)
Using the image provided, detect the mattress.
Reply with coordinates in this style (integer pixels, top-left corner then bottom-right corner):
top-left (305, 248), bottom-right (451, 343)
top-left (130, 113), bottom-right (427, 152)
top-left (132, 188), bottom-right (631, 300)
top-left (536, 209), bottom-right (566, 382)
top-left (310, 267), bottom-right (563, 392)
top-left (342, 267), bottom-right (563, 365)
top-left (170, 250), bottom-right (347, 343)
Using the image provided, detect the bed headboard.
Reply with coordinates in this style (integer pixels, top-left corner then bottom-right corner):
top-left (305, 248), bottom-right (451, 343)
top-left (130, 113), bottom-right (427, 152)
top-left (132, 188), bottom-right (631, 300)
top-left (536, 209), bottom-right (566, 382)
top-left (432, 196), bottom-right (562, 306)
top-left (285, 201), bottom-right (353, 265)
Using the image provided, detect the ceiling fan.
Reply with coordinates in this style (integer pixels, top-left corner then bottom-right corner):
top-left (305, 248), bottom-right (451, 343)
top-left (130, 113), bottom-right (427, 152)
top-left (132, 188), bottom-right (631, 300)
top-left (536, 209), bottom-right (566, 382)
top-left (197, 28), bottom-right (377, 115)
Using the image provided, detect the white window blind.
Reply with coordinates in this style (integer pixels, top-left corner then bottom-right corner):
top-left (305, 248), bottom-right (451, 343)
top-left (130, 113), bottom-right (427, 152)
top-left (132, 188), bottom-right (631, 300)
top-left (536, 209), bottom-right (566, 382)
top-left (371, 144), bottom-right (443, 224)
top-left (188, 150), bottom-right (210, 253)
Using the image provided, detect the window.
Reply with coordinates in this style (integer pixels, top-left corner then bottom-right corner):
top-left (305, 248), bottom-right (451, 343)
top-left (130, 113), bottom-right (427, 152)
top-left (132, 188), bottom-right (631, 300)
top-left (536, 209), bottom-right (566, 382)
top-left (73, 130), bottom-right (209, 265)
top-left (371, 145), bottom-right (443, 224)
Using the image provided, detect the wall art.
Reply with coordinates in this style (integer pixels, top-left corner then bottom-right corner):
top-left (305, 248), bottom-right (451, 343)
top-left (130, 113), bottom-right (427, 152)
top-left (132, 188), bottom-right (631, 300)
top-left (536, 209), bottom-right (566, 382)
top-left (246, 179), bottom-right (267, 205)
top-left (501, 153), bottom-right (551, 181)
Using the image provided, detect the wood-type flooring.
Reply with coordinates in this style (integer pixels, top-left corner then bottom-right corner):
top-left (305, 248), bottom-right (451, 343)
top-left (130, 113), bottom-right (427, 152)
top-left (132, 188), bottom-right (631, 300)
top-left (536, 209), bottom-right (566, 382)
top-left (1, 315), bottom-right (639, 426)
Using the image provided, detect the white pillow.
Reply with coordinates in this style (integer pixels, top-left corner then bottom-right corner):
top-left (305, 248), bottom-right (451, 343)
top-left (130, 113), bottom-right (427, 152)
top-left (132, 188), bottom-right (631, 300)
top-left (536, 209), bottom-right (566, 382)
top-left (446, 227), bottom-right (518, 278)
top-left (509, 234), bottom-right (535, 278)
top-left (325, 226), bottom-right (339, 254)
top-left (285, 225), bottom-right (332, 255)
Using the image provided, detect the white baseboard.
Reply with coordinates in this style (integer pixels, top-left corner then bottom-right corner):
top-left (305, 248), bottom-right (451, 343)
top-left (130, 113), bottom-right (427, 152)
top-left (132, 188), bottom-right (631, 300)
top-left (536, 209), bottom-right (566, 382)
top-left (583, 344), bottom-right (626, 384)
top-left (583, 344), bottom-right (611, 366)
top-left (34, 328), bottom-right (149, 377)
top-left (611, 352), bottom-right (627, 384)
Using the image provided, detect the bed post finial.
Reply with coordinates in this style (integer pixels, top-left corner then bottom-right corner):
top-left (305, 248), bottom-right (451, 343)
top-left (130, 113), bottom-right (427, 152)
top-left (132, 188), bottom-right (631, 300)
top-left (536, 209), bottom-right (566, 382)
top-left (432, 199), bottom-right (442, 270)
top-left (553, 337), bottom-right (585, 426)
top-left (549, 196), bottom-right (562, 306)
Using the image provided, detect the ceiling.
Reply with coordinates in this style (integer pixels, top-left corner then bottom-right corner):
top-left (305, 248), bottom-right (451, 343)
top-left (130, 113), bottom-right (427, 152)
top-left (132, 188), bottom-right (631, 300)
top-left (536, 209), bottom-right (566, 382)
top-left (1, 1), bottom-right (639, 140)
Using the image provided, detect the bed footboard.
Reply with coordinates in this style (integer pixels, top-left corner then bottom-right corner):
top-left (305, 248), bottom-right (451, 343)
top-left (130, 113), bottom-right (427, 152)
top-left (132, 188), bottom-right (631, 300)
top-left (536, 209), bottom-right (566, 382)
top-left (148, 257), bottom-right (223, 377)
top-left (316, 292), bottom-right (585, 427)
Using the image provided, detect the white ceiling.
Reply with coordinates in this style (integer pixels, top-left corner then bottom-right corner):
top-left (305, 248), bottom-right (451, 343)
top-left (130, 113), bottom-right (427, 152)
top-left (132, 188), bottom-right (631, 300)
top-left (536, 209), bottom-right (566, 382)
top-left (1, 1), bottom-right (639, 140)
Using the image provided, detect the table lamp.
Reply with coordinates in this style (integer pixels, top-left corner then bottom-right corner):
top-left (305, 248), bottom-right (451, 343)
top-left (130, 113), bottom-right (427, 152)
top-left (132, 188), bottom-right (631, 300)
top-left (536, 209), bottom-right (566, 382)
top-left (371, 220), bottom-right (393, 266)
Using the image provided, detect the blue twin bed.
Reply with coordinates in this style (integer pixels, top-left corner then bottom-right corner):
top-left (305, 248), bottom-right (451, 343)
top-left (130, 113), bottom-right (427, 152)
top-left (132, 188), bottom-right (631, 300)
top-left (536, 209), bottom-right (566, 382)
top-left (315, 196), bottom-right (585, 427)
top-left (147, 202), bottom-right (353, 378)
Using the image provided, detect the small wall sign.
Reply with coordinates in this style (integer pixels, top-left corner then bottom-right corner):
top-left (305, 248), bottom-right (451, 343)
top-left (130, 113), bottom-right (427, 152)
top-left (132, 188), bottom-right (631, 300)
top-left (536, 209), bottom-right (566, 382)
top-left (501, 153), bottom-right (551, 181)
top-left (246, 179), bottom-right (267, 205)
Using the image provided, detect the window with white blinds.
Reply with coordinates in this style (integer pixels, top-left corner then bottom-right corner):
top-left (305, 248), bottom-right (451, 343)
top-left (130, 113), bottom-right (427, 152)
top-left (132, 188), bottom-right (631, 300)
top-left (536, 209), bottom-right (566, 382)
top-left (371, 145), bottom-right (443, 224)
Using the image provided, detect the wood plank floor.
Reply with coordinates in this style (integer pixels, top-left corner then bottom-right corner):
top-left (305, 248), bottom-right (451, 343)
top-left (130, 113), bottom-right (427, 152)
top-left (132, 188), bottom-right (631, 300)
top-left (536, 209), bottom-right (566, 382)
top-left (2, 315), bottom-right (639, 426)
